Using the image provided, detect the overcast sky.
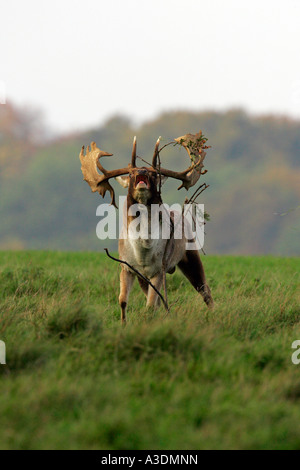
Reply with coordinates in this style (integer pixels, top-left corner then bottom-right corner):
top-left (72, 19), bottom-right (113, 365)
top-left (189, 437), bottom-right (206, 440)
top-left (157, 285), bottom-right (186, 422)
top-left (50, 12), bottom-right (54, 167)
top-left (1, 0), bottom-right (300, 133)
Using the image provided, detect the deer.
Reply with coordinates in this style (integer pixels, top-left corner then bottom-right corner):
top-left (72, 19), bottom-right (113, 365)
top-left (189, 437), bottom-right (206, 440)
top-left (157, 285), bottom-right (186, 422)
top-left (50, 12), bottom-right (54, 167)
top-left (79, 135), bottom-right (214, 323)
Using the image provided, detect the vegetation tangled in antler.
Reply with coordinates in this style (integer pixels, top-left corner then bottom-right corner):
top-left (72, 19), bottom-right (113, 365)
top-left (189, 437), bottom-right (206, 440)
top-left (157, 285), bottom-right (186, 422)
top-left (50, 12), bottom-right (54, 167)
top-left (175, 131), bottom-right (211, 163)
top-left (154, 131), bottom-right (210, 191)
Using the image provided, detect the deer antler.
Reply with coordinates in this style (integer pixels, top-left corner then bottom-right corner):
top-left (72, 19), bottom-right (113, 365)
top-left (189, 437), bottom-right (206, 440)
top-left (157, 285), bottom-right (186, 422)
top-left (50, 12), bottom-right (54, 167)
top-left (152, 137), bottom-right (161, 168)
top-left (79, 141), bottom-right (130, 208)
top-left (131, 136), bottom-right (137, 167)
top-left (153, 131), bottom-right (210, 190)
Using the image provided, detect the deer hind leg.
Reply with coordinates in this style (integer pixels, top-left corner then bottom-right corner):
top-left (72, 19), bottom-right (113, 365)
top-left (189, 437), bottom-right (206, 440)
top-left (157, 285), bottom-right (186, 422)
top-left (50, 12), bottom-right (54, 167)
top-left (147, 272), bottom-right (163, 308)
top-left (119, 268), bottom-right (135, 324)
top-left (138, 277), bottom-right (149, 298)
top-left (178, 251), bottom-right (214, 309)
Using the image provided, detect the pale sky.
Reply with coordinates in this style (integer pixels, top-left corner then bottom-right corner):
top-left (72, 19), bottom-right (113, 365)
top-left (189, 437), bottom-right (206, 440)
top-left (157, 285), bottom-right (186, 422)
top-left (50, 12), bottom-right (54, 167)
top-left (1, 0), bottom-right (300, 133)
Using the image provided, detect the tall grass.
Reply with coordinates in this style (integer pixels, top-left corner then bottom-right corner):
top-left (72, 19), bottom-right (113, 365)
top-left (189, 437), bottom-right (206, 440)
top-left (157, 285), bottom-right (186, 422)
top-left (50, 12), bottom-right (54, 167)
top-left (0, 251), bottom-right (299, 449)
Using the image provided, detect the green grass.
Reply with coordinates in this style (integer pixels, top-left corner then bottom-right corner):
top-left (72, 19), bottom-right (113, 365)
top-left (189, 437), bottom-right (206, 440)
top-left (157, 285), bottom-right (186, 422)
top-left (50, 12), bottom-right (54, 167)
top-left (0, 251), bottom-right (299, 450)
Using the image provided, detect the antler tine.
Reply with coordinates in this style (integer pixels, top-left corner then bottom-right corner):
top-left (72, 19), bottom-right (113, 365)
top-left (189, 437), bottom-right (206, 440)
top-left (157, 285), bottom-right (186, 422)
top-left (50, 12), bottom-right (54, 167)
top-left (131, 136), bottom-right (137, 167)
top-left (79, 141), bottom-right (130, 208)
top-left (152, 137), bottom-right (161, 168)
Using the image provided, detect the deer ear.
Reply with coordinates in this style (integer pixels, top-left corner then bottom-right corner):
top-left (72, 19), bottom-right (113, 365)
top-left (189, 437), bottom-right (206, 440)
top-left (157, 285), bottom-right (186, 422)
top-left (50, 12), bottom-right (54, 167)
top-left (115, 175), bottom-right (130, 188)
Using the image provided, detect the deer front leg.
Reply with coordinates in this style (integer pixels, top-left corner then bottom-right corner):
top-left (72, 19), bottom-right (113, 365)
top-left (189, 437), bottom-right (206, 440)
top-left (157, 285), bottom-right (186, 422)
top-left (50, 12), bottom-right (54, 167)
top-left (119, 267), bottom-right (135, 324)
top-left (147, 272), bottom-right (163, 308)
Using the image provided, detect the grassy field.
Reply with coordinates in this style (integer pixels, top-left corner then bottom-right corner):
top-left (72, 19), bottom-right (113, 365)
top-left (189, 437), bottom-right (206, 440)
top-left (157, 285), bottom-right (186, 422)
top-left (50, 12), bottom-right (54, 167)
top-left (0, 251), bottom-right (299, 450)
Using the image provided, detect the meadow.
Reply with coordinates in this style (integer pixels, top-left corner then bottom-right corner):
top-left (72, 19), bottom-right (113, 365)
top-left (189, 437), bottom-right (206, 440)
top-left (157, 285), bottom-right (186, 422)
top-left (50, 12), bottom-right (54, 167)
top-left (0, 251), bottom-right (299, 450)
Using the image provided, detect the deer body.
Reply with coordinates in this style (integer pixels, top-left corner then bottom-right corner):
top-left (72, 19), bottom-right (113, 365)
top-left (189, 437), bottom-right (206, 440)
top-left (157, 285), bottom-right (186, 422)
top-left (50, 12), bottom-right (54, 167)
top-left (117, 167), bottom-right (213, 322)
top-left (79, 135), bottom-right (214, 323)
top-left (119, 205), bottom-right (183, 279)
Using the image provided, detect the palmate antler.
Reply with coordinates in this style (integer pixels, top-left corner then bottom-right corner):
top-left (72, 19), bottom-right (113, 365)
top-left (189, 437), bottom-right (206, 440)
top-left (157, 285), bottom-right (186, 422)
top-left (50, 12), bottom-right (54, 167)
top-left (79, 141), bottom-right (130, 208)
top-left (79, 133), bottom-right (210, 207)
top-left (152, 131), bottom-right (209, 190)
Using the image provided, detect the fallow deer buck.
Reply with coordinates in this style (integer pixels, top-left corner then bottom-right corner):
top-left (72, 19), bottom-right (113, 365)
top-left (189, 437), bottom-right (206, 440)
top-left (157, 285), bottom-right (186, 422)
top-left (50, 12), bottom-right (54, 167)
top-left (79, 135), bottom-right (214, 323)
